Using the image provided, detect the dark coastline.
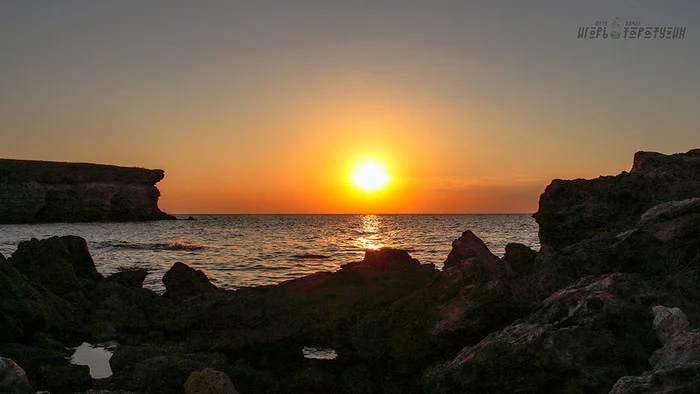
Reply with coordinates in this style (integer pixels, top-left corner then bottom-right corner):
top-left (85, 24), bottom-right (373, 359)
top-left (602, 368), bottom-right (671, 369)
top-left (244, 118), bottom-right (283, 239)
top-left (1, 149), bottom-right (699, 393)
top-left (0, 159), bottom-right (175, 224)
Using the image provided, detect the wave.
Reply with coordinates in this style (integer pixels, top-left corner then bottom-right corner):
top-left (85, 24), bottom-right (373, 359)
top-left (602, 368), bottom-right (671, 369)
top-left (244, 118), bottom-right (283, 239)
top-left (101, 240), bottom-right (205, 251)
top-left (292, 253), bottom-right (330, 259)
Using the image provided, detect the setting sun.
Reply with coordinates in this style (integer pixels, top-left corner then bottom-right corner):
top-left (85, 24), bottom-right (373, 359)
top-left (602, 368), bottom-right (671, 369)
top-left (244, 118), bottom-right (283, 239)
top-left (350, 160), bottom-right (390, 193)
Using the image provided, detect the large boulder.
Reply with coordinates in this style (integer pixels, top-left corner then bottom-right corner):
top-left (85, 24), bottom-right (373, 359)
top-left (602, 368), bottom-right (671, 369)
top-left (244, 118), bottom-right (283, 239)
top-left (8, 236), bottom-right (102, 304)
top-left (0, 357), bottom-right (33, 394)
top-left (423, 274), bottom-right (662, 393)
top-left (534, 149), bottom-right (700, 250)
top-left (162, 262), bottom-right (218, 300)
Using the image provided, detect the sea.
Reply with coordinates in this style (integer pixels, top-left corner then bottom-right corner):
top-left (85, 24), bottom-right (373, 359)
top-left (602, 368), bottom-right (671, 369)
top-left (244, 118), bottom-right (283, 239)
top-left (0, 214), bottom-right (540, 292)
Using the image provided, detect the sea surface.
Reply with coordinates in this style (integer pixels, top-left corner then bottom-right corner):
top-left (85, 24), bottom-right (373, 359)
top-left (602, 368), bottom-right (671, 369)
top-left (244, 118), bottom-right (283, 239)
top-left (0, 214), bottom-right (539, 291)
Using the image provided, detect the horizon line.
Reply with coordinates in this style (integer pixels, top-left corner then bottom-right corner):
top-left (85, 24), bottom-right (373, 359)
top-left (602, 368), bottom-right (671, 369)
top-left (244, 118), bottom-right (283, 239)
top-left (170, 212), bottom-right (536, 216)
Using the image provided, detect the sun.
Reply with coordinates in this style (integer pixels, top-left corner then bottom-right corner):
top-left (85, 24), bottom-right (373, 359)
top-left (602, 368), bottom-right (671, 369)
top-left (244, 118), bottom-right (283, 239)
top-left (350, 160), bottom-right (390, 193)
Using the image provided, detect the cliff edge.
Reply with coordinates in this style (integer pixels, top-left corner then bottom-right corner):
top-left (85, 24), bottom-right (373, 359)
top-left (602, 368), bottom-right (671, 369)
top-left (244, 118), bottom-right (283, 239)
top-left (0, 159), bottom-right (176, 223)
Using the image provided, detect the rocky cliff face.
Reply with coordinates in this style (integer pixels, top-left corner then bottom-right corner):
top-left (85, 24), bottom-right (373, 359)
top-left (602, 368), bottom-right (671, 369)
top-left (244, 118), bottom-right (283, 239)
top-left (0, 159), bottom-right (175, 223)
top-left (533, 149), bottom-right (700, 250)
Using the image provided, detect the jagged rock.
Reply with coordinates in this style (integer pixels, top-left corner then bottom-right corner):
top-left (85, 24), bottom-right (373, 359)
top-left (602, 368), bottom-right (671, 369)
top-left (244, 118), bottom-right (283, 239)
top-left (637, 198), bottom-right (700, 242)
top-left (0, 357), bottom-right (34, 394)
top-left (442, 230), bottom-right (504, 282)
top-left (423, 274), bottom-right (662, 393)
top-left (652, 306), bottom-right (690, 345)
top-left (162, 262), bottom-right (218, 300)
top-left (0, 159), bottom-right (175, 223)
top-left (610, 306), bottom-right (700, 393)
top-left (184, 368), bottom-right (238, 394)
top-left (8, 236), bottom-right (102, 303)
top-left (534, 149), bottom-right (700, 250)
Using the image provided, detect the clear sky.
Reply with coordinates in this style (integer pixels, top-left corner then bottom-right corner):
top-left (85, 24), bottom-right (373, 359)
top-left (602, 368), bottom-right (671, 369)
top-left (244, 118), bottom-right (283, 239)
top-left (1, 1), bottom-right (698, 213)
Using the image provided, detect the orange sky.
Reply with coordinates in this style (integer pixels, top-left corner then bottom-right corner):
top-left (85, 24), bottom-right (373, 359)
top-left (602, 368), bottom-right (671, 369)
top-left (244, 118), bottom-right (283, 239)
top-left (1, 2), bottom-right (698, 214)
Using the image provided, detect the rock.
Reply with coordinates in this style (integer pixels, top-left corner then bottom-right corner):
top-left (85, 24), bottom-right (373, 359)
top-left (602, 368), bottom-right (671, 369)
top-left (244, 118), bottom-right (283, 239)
top-left (0, 357), bottom-right (34, 394)
top-left (8, 236), bottom-right (101, 304)
top-left (423, 274), bottom-right (662, 393)
top-left (98, 352), bottom-right (227, 394)
top-left (534, 149), bottom-right (700, 250)
top-left (502, 242), bottom-right (537, 276)
top-left (610, 306), bottom-right (700, 394)
top-left (105, 269), bottom-right (148, 289)
top-left (0, 159), bottom-right (175, 223)
top-left (185, 216), bottom-right (197, 220)
top-left (340, 248), bottom-right (423, 272)
top-left (184, 368), bottom-right (238, 394)
top-left (0, 256), bottom-right (83, 343)
top-left (162, 262), bottom-right (218, 300)
top-left (652, 306), bottom-right (690, 345)
top-left (442, 230), bottom-right (504, 282)
top-left (637, 198), bottom-right (700, 242)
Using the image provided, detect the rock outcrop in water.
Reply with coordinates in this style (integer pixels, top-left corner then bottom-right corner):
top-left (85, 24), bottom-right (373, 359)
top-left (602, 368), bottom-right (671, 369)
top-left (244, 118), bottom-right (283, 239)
top-left (0, 159), bottom-right (175, 223)
top-left (1, 149), bottom-right (699, 393)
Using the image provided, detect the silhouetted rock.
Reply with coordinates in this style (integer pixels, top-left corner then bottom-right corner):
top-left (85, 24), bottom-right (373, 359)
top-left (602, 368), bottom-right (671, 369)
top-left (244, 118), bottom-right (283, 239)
top-left (0, 251), bottom-right (83, 343)
top-left (162, 262), bottom-right (218, 300)
top-left (0, 357), bottom-right (34, 394)
top-left (534, 149), bottom-right (700, 250)
top-left (423, 274), bottom-right (662, 393)
top-left (442, 230), bottom-right (504, 282)
top-left (340, 248), bottom-right (422, 272)
top-left (503, 242), bottom-right (537, 276)
top-left (0, 159), bottom-right (175, 223)
top-left (8, 236), bottom-right (101, 306)
top-left (184, 368), bottom-right (238, 394)
top-left (185, 216), bottom-right (197, 221)
top-left (105, 269), bottom-right (148, 289)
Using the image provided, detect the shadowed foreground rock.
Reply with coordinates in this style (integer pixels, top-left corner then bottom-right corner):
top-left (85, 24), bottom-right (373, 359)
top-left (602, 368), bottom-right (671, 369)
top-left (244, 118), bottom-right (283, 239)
top-left (422, 274), bottom-right (662, 393)
top-left (0, 158), bottom-right (175, 223)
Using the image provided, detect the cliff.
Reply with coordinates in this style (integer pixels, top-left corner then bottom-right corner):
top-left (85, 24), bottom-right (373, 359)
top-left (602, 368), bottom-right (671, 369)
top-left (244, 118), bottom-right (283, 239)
top-left (533, 149), bottom-right (700, 250)
top-left (0, 159), bottom-right (176, 223)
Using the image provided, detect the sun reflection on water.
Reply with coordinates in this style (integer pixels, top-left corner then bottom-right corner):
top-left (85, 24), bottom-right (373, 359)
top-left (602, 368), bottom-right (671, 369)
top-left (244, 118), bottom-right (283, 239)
top-left (355, 214), bottom-right (383, 252)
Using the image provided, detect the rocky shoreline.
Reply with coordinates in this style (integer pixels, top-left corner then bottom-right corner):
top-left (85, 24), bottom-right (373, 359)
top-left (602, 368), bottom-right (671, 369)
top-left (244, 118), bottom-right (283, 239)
top-left (1, 149), bottom-right (699, 393)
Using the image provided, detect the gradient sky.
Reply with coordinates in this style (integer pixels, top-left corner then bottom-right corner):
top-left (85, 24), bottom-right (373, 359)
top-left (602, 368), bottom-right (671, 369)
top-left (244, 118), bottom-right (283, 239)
top-left (1, 1), bottom-right (698, 213)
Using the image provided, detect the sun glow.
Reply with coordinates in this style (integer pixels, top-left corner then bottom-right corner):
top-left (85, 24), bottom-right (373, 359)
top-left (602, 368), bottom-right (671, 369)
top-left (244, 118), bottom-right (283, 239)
top-left (350, 160), bottom-right (390, 193)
